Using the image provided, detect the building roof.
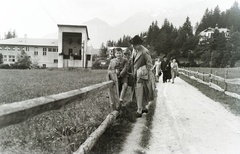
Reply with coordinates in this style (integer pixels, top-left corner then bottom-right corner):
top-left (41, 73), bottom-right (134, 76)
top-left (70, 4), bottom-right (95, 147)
top-left (57, 24), bottom-right (90, 40)
top-left (199, 27), bottom-right (230, 36)
top-left (0, 38), bottom-right (58, 46)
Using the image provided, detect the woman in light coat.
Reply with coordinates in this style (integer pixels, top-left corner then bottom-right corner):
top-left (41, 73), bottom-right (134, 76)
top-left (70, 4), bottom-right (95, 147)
top-left (171, 58), bottom-right (178, 84)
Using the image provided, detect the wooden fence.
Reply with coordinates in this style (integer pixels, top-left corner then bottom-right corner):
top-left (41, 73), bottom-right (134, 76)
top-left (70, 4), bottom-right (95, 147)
top-left (179, 68), bottom-right (240, 100)
top-left (0, 73), bottom-right (120, 154)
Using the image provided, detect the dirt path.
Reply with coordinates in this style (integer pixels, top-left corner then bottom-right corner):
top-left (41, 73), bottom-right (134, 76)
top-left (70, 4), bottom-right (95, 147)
top-left (120, 77), bottom-right (240, 154)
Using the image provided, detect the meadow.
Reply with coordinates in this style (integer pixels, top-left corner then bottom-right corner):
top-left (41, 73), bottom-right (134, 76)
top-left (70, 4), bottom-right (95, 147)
top-left (0, 68), bottom-right (113, 153)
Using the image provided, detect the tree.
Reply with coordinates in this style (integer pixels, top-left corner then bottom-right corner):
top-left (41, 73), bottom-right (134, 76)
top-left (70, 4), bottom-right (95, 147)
top-left (227, 31), bottom-right (240, 66)
top-left (4, 29), bottom-right (17, 39)
top-left (0, 53), bottom-right (3, 64)
top-left (16, 50), bottom-right (32, 69)
top-left (99, 43), bottom-right (108, 58)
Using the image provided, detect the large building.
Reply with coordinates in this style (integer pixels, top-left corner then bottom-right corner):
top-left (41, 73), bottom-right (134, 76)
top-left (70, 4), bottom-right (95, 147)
top-left (0, 25), bottom-right (94, 68)
top-left (199, 25), bottom-right (230, 43)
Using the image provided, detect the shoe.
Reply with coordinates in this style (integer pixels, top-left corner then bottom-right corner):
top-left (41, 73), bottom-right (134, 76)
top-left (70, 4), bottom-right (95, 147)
top-left (142, 109), bottom-right (148, 114)
top-left (135, 112), bottom-right (142, 118)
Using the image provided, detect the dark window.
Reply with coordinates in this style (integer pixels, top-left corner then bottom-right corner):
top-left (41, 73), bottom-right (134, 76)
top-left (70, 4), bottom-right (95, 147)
top-left (54, 59), bottom-right (58, 63)
top-left (87, 55), bottom-right (91, 61)
top-left (69, 48), bottom-right (73, 55)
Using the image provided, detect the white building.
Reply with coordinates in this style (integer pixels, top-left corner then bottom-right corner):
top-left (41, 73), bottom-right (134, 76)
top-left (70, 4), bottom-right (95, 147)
top-left (199, 25), bottom-right (230, 43)
top-left (0, 25), bottom-right (93, 68)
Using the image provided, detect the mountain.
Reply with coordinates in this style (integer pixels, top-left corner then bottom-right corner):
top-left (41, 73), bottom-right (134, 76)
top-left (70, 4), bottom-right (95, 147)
top-left (83, 18), bottom-right (112, 48)
top-left (84, 12), bottom-right (157, 48)
top-left (113, 11), bottom-right (155, 38)
top-left (42, 12), bottom-right (159, 48)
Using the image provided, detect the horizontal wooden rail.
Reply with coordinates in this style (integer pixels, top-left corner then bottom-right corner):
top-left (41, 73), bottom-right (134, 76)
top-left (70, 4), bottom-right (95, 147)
top-left (74, 110), bottom-right (119, 154)
top-left (0, 81), bottom-right (114, 129)
top-left (179, 68), bottom-right (240, 100)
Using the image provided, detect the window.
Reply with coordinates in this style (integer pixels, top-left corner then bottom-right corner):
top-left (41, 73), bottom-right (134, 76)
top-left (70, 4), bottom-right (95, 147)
top-left (9, 55), bottom-right (15, 62)
top-left (34, 51), bottom-right (38, 56)
top-left (26, 47), bottom-right (29, 51)
top-left (87, 55), bottom-right (91, 61)
top-left (48, 48), bottom-right (52, 52)
top-left (54, 59), bottom-right (58, 63)
top-left (53, 48), bottom-right (57, 52)
top-left (43, 48), bottom-right (47, 51)
top-left (42, 64), bottom-right (46, 68)
top-left (5, 46), bottom-right (10, 50)
top-left (69, 48), bottom-right (73, 55)
top-left (3, 55), bottom-right (7, 61)
top-left (43, 50), bottom-right (46, 55)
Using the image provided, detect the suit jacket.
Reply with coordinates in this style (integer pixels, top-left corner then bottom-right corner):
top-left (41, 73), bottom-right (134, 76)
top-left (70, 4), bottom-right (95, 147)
top-left (131, 46), bottom-right (155, 102)
top-left (132, 47), bottom-right (153, 80)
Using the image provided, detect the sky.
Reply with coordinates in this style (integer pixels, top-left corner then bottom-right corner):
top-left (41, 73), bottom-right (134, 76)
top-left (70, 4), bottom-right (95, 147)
top-left (0, 0), bottom-right (239, 40)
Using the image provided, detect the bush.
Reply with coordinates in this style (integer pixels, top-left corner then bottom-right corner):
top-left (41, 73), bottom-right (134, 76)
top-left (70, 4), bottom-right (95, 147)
top-left (0, 64), bottom-right (10, 69)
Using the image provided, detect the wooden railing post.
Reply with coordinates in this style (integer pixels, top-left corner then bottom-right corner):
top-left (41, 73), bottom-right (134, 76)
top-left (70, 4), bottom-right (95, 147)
top-left (202, 72), bottom-right (205, 81)
top-left (215, 71), bottom-right (218, 85)
top-left (107, 72), bottom-right (120, 111)
top-left (224, 69), bottom-right (228, 91)
top-left (210, 69), bottom-right (212, 83)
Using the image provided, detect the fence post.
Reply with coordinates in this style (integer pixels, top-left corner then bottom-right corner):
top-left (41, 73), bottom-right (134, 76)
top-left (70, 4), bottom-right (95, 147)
top-left (208, 69), bottom-right (213, 87)
top-left (215, 71), bottom-right (218, 85)
top-left (202, 72), bottom-right (205, 81)
top-left (224, 69), bottom-right (228, 92)
top-left (107, 72), bottom-right (120, 111)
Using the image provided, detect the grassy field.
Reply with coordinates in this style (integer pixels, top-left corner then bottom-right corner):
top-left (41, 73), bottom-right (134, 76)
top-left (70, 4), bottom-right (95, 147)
top-left (182, 67), bottom-right (240, 94)
top-left (0, 68), bottom-right (115, 153)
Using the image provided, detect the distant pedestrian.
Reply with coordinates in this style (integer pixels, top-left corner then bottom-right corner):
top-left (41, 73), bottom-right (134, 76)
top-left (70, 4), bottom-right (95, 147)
top-left (129, 35), bottom-right (155, 118)
top-left (151, 57), bottom-right (161, 82)
top-left (171, 58), bottom-right (178, 84)
top-left (161, 56), bottom-right (168, 83)
top-left (166, 58), bottom-right (171, 82)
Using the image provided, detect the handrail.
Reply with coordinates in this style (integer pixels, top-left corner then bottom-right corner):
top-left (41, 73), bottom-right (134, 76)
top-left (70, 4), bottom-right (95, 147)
top-left (0, 81), bottom-right (114, 129)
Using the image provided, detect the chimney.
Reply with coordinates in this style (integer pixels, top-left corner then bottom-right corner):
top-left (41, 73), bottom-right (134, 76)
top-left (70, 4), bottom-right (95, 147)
top-left (24, 34), bottom-right (27, 43)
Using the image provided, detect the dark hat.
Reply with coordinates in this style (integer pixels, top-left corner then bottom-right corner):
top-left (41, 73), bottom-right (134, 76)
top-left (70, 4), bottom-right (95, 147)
top-left (129, 35), bottom-right (143, 45)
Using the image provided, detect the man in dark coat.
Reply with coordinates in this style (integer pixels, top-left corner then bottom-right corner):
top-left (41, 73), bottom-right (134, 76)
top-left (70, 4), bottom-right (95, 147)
top-left (160, 56), bottom-right (168, 83)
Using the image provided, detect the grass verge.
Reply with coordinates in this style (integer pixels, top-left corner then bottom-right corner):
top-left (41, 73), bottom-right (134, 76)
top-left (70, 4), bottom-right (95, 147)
top-left (140, 99), bottom-right (156, 148)
top-left (180, 75), bottom-right (240, 116)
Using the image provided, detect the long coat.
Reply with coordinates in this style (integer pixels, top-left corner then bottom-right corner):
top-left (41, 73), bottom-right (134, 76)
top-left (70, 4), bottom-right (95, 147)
top-left (131, 47), bottom-right (155, 106)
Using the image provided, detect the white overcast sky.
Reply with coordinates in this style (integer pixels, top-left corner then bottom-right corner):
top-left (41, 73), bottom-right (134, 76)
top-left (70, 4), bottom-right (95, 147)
top-left (0, 0), bottom-right (239, 39)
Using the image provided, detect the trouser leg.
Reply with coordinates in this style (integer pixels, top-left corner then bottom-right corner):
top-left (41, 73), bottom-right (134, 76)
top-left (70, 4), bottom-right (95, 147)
top-left (120, 83), bottom-right (127, 101)
top-left (135, 83), bottom-right (143, 113)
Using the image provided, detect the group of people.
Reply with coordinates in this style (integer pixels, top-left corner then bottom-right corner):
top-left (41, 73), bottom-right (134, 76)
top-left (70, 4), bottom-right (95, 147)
top-left (152, 56), bottom-right (179, 84)
top-left (107, 35), bottom-right (178, 118)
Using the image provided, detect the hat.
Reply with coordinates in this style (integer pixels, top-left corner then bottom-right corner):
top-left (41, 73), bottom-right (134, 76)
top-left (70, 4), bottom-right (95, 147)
top-left (129, 35), bottom-right (143, 45)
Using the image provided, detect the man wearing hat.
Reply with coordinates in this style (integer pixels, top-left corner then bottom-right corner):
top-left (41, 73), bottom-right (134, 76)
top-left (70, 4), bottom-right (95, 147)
top-left (129, 35), bottom-right (155, 118)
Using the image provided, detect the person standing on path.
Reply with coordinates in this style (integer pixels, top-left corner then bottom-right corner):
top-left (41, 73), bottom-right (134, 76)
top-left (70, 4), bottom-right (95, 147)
top-left (171, 58), bottom-right (178, 84)
top-left (151, 57), bottom-right (161, 82)
top-left (161, 56), bottom-right (168, 83)
top-left (129, 35), bottom-right (155, 118)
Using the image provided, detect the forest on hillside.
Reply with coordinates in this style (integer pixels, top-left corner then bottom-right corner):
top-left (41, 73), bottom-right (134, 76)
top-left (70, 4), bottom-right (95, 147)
top-left (100, 2), bottom-right (240, 68)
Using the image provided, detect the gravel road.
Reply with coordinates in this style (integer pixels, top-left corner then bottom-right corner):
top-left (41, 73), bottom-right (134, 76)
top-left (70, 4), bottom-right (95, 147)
top-left (120, 77), bottom-right (240, 154)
